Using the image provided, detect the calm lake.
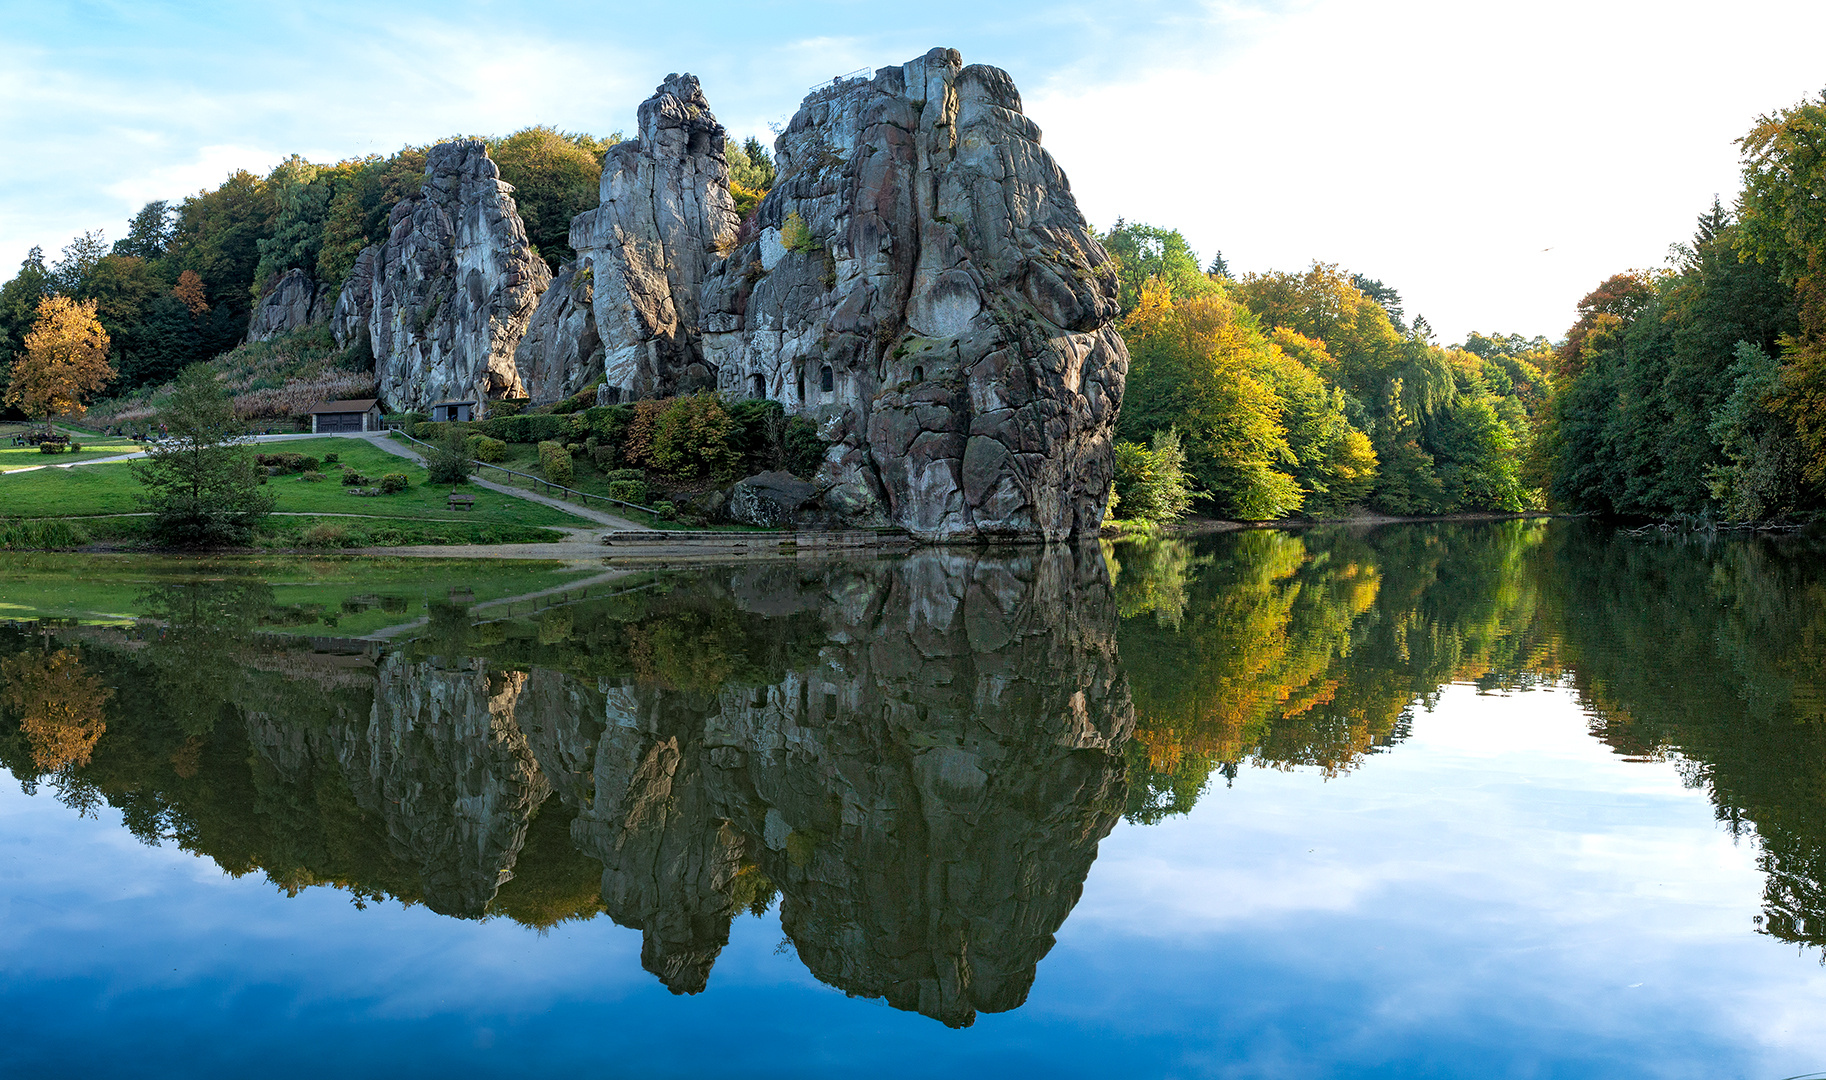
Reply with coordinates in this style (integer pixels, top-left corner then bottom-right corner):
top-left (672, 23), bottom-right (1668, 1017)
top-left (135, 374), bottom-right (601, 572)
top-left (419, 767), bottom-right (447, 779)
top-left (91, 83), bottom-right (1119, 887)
top-left (2, 522), bottom-right (1825, 1077)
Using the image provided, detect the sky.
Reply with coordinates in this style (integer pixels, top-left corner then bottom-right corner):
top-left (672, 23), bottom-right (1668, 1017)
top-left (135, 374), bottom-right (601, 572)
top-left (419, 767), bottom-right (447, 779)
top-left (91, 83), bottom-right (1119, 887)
top-left (3, 0), bottom-right (1825, 344)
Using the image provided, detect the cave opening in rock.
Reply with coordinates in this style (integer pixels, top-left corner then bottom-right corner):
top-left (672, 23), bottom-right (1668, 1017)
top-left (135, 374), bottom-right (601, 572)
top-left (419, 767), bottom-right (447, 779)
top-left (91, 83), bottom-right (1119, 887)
top-left (750, 373), bottom-right (766, 399)
top-left (911, 365), bottom-right (924, 383)
top-left (820, 365), bottom-right (834, 394)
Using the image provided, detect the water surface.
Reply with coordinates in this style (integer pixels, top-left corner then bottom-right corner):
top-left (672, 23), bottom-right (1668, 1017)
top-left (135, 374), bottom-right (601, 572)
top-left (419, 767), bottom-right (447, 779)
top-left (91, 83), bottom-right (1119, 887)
top-left (2, 524), bottom-right (1824, 1077)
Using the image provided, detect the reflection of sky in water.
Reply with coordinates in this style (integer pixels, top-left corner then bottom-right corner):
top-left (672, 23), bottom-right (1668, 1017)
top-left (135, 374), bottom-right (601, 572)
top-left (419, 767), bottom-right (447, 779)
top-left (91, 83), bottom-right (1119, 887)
top-left (4, 684), bottom-right (1821, 1077)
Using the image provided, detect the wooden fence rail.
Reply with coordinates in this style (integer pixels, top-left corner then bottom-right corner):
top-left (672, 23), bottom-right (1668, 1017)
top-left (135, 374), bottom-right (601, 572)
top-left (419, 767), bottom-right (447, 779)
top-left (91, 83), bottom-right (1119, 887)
top-left (392, 429), bottom-right (661, 515)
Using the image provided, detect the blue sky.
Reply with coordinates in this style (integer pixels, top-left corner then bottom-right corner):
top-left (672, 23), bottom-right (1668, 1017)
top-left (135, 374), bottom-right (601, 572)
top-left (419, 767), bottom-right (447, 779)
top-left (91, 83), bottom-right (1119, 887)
top-left (4, 0), bottom-right (1826, 342)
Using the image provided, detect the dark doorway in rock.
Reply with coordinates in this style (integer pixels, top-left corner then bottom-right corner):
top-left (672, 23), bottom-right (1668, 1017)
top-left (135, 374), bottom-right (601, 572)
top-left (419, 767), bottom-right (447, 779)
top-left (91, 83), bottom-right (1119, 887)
top-left (796, 369), bottom-right (806, 402)
top-left (820, 365), bottom-right (834, 393)
top-left (911, 365), bottom-right (924, 383)
top-left (750, 373), bottom-right (766, 399)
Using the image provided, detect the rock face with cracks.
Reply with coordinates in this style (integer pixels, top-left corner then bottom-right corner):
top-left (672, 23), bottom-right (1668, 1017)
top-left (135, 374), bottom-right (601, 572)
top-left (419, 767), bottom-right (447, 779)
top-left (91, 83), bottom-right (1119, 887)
top-left (352, 139), bottom-right (552, 415)
top-left (568, 73), bottom-right (740, 402)
top-left (513, 49), bottom-right (1123, 539)
top-left (513, 260), bottom-right (602, 405)
top-left (248, 268), bottom-right (331, 341)
top-left (697, 48), bottom-right (1127, 541)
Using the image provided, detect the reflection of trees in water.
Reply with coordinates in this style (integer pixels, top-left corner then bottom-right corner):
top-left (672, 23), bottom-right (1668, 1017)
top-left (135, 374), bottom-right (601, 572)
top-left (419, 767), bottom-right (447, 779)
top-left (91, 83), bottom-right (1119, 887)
top-left (0, 545), bottom-right (1132, 1027)
top-left (1113, 522), bottom-right (1556, 819)
top-left (1540, 527), bottom-right (1826, 953)
top-left (2, 646), bottom-right (111, 774)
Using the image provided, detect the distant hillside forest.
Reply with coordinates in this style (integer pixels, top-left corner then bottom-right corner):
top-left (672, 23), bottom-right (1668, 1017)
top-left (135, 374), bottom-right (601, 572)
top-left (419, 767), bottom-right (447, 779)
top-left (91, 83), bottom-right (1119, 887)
top-left (7, 89), bottom-right (1826, 525)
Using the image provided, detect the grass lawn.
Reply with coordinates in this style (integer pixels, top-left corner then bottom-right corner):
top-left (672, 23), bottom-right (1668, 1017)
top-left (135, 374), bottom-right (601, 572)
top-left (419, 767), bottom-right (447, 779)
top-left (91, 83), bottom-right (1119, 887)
top-left (0, 552), bottom-right (598, 636)
top-left (0, 422), bottom-right (142, 472)
top-left (0, 436), bottom-right (591, 530)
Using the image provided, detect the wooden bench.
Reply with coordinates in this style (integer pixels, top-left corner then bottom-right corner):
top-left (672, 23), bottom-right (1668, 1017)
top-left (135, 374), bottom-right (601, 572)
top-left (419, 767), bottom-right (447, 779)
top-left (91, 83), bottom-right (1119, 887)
top-left (446, 492), bottom-right (476, 511)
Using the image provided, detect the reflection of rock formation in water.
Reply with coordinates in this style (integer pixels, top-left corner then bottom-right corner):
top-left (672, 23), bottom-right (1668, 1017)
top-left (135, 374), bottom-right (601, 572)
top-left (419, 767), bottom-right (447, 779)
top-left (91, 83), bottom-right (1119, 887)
top-left (214, 547), bottom-right (1131, 1024)
top-left (244, 656), bottom-right (550, 918)
top-left (566, 545), bottom-right (1133, 1025)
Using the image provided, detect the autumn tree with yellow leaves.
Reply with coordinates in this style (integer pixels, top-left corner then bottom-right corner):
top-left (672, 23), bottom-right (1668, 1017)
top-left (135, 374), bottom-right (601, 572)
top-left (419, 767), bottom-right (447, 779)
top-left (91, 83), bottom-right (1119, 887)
top-left (4, 295), bottom-right (114, 430)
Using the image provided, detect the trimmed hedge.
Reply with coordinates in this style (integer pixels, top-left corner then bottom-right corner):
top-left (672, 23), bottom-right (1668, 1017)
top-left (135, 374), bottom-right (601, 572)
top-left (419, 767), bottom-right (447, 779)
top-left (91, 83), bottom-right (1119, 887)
top-left (537, 440), bottom-right (573, 485)
top-left (606, 479), bottom-right (649, 505)
top-left (468, 435), bottom-right (508, 462)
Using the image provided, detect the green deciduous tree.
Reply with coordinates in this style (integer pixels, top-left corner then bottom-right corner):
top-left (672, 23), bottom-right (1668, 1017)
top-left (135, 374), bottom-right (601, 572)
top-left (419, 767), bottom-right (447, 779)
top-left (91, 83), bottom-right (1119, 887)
top-left (1101, 220), bottom-right (1220, 314)
top-left (1112, 429), bottom-right (1194, 523)
top-left (1120, 285), bottom-right (1302, 519)
top-left (132, 364), bottom-right (274, 546)
top-left (491, 127), bottom-right (619, 269)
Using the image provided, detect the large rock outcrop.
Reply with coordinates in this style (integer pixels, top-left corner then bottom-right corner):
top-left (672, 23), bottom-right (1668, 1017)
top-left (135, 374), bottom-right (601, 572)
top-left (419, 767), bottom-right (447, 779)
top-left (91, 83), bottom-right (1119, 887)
top-left (330, 245), bottom-right (378, 351)
top-left (354, 140), bottom-right (552, 413)
top-left (699, 49), bottom-right (1126, 541)
top-left (520, 51), bottom-right (1124, 539)
top-left (512, 260), bottom-right (602, 404)
top-left (567, 74), bottom-right (740, 400)
top-left (248, 268), bottom-right (331, 341)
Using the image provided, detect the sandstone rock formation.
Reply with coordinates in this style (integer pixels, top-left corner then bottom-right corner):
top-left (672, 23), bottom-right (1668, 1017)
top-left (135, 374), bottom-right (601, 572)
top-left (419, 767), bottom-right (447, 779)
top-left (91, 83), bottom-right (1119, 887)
top-left (699, 49), bottom-right (1127, 541)
top-left (514, 51), bottom-right (1124, 539)
top-left (513, 260), bottom-right (602, 404)
top-left (344, 139), bottom-right (552, 414)
top-left (567, 74), bottom-right (740, 400)
top-left (248, 268), bottom-right (331, 341)
top-left (726, 470), bottom-right (816, 527)
top-left (330, 245), bottom-right (378, 351)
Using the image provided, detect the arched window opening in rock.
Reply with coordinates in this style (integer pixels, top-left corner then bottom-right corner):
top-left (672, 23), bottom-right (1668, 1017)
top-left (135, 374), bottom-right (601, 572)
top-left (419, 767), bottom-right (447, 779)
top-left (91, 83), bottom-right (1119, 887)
top-left (820, 365), bottom-right (834, 394)
top-left (796, 367), bottom-right (806, 402)
top-left (911, 365), bottom-right (924, 383)
top-left (750, 373), bottom-right (766, 399)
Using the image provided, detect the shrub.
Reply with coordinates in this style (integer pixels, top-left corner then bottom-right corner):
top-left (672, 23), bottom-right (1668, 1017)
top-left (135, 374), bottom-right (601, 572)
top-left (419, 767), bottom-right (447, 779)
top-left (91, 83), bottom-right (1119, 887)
top-left (590, 442), bottom-right (619, 469)
top-left (623, 397), bottom-right (671, 466)
top-left (426, 428), bottom-right (474, 485)
top-left (69, 441), bottom-right (82, 452)
top-left (1112, 429), bottom-right (1194, 523)
top-left (323, 452), bottom-right (339, 464)
top-left (468, 435), bottom-right (508, 462)
top-left (379, 473), bottom-right (409, 494)
top-left (340, 471), bottom-right (370, 486)
top-left (300, 471), bottom-right (327, 483)
top-left (783, 416), bottom-right (827, 478)
top-left (583, 404), bottom-right (633, 445)
top-left (537, 440), bottom-right (573, 485)
top-left (302, 523), bottom-right (350, 547)
top-left (255, 452), bottom-right (319, 474)
top-left (603, 467), bottom-right (644, 483)
top-left (606, 479), bottom-right (649, 505)
top-left (38, 442), bottom-right (62, 454)
top-left (650, 393), bottom-right (740, 479)
top-left (490, 397), bottom-right (529, 418)
top-left (652, 500), bottom-right (676, 520)
top-left (781, 210), bottom-right (819, 252)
